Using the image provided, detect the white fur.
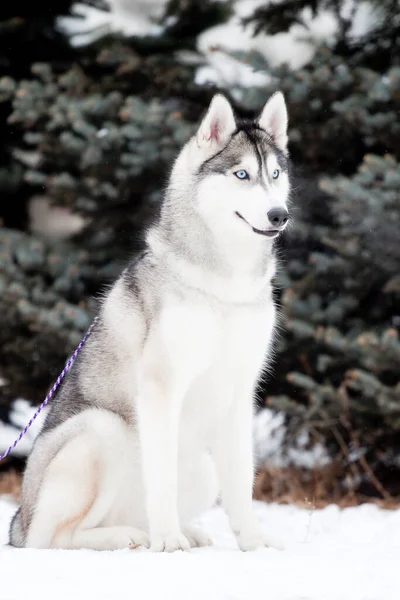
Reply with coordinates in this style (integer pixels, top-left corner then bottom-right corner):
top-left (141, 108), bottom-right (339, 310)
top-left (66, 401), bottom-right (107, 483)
top-left (197, 94), bottom-right (236, 149)
top-left (196, 152), bottom-right (289, 238)
top-left (174, 93), bottom-right (289, 241)
top-left (26, 291), bottom-right (278, 551)
top-left (16, 94), bottom-right (289, 553)
top-left (258, 92), bottom-right (288, 154)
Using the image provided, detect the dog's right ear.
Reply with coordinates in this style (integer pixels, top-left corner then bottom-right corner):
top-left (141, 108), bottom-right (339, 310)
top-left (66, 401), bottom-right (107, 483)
top-left (196, 95), bottom-right (236, 149)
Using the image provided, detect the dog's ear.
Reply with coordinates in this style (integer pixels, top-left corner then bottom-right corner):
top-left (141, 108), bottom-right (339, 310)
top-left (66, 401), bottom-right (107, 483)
top-left (197, 94), bottom-right (236, 149)
top-left (258, 92), bottom-right (288, 154)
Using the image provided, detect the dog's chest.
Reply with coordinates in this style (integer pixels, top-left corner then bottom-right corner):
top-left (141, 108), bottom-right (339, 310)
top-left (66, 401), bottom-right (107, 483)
top-left (216, 302), bottom-right (274, 367)
top-left (176, 297), bottom-right (276, 436)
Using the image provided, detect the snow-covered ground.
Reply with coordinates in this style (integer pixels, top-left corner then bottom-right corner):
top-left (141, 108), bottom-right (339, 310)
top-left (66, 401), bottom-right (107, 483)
top-left (1, 495), bottom-right (399, 600)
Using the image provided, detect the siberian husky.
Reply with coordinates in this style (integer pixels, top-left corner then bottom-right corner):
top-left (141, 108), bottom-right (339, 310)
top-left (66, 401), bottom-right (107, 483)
top-left (10, 91), bottom-right (291, 552)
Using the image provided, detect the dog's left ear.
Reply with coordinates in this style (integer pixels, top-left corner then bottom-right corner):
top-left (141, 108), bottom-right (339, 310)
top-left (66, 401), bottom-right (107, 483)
top-left (197, 94), bottom-right (236, 149)
top-left (258, 92), bottom-right (288, 154)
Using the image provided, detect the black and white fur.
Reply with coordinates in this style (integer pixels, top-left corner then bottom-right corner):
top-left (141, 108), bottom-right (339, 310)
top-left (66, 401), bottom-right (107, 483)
top-left (10, 92), bottom-right (291, 552)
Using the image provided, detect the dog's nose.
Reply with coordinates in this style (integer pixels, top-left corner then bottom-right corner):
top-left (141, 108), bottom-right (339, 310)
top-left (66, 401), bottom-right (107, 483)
top-left (267, 208), bottom-right (289, 228)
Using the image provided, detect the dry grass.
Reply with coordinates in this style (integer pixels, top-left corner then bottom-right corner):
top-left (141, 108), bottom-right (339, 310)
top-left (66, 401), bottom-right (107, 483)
top-left (1, 466), bottom-right (399, 510)
top-left (254, 464), bottom-right (400, 510)
top-left (0, 470), bottom-right (22, 502)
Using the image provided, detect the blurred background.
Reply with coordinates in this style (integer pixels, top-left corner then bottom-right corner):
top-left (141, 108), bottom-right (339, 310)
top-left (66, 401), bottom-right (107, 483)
top-left (0, 0), bottom-right (399, 507)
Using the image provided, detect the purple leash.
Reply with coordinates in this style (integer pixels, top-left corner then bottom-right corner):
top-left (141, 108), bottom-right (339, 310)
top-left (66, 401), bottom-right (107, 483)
top-left (0, 316), bottom-right (99, 462)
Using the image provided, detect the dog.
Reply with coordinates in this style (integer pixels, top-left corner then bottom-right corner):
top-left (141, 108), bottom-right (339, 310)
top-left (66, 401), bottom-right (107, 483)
top-left (10, 91), bottom-right (291, 552)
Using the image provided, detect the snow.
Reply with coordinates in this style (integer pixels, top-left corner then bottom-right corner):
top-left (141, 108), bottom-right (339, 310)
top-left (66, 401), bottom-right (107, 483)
top-left (29, 197), bottom-right (87, 240)
top-left (253, 408), bottom-right (331, 469)
top-left (195, 0), bottom-right (381, 86)
top-left (1, 495), bottom-right (399, 600)
top-left (0, 399), bottom-right (47, 458)
top-left (194, 50), bottom-right (272, 89)
top-left (57, 0), bottom-right (382, 77)
top-left (57, 0), bottom-right (167, 47)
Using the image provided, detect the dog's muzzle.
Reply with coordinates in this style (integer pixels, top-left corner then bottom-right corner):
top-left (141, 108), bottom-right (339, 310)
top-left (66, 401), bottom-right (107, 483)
top-left (235, 211), bottom-right (288, 238)
top-left (267, 208), bottom-right (289, 228)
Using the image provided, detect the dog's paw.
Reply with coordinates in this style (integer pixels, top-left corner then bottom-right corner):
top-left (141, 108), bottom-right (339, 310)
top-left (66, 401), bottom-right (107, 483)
top-left (87, 526), bottom-right (149, 550)
top-left (237, 530), bottom-right (284, 552)
top-left (150, 532), bottom-right (191, 552)
top-left (183, 525), bottom-right (213, 548)
top-left (127, 529), bottom-right (149, 550)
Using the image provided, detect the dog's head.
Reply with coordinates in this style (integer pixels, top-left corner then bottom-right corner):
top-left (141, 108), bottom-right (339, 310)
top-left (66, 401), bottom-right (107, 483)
top-left (172, 92), bottom-right (291, 243)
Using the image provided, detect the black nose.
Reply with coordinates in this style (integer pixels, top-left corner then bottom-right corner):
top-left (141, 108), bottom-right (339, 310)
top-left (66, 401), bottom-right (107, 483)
top-left (267, 208), bottom-right (289, 228)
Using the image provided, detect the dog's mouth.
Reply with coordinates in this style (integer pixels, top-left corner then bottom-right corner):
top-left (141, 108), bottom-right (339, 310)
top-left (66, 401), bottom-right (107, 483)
top-left (235, 212), bottom-right (281, 238)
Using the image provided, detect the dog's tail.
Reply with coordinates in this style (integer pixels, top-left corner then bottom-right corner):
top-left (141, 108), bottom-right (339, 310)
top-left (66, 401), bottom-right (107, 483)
top-left (9, 507), bottom-right (25, 547)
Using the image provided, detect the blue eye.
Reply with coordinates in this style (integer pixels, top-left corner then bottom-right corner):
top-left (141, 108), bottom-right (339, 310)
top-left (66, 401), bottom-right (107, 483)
top-left (272, 169), bottom-right (280, 180)
top-left (235, 170), bottom-right (249, 180)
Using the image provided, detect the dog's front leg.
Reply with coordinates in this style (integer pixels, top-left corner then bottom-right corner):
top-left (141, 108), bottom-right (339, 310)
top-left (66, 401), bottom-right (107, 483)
top-left (136, 368), bottom-right (189, 552)
top-left (213, 386), bottom-right (282, 551)
top-left (136, 304), bottom-right (216, 552)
